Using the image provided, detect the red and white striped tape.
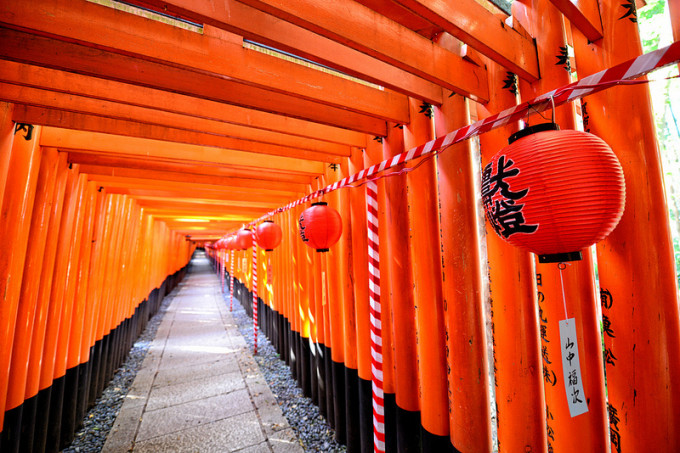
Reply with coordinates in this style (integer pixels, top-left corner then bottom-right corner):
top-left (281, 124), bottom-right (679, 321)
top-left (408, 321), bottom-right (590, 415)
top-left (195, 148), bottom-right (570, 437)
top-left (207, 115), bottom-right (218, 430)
top-left (252, 229), bottom-right (259, 354)
top-left (235, 41), bottom-right (680, 228)
top-left (230, 249), bottom-right (234, 312)
top-left (366, 180), bottom-right (385, 453)
top-left (220, 251), bottom-right (225, 293)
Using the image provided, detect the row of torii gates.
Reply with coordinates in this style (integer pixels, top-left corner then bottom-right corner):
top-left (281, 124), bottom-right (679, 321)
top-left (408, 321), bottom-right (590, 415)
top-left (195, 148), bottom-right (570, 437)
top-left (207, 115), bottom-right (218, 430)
top-left (1, 0), bottom-right (679, 452)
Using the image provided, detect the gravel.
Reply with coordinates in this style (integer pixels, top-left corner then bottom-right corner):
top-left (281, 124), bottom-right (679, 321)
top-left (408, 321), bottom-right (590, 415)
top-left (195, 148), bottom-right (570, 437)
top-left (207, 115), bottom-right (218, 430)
top-left (62, 284), bottom-right (180, 453)
top-left (63, 267), bottom-right (344, 453)
top-left (225, 292), bottom-right (346, 453)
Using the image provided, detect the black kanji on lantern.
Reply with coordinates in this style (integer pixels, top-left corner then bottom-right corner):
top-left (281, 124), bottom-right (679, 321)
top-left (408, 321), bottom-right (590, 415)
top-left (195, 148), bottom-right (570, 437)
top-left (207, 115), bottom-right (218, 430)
top-left (482, 155), bottom-right (538, 238)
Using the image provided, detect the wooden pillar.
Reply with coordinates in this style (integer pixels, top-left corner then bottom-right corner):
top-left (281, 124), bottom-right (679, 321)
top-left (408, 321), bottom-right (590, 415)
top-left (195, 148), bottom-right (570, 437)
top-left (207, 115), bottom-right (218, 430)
top-left (0, 124), bottom-right (42, 436)
top-left (434, 93), bottom-right (492, 452)
top-left (514, 1), bottom-right (610, 451)
top-left (571, 2), bottom-right (680, 451)
top-left (403, 98), bottom-right (451, 450)
top-left (20, 151), bottom-right (68, 453)
top-left (381, 120), bottom-right (421, 453)
top-left (477, 60), bottom-right (547, 453)
top-left (0, 102), bottom-right (15, 213)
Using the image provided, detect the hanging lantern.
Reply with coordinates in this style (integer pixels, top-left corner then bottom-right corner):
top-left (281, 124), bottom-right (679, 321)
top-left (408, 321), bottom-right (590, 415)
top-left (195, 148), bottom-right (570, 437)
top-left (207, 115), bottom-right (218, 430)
top-left (256, 220), bottom-right (282, 251)
top-left (482, 123), bottom-right (625, 262)
top-left (226, 235), bottom-right (235, 251)
top-left (215, 238), bottom-right (224, 250)
top-left (237, 228), bottom-right (253, 250)
top-left (299, 202), bottom-right (342, 252)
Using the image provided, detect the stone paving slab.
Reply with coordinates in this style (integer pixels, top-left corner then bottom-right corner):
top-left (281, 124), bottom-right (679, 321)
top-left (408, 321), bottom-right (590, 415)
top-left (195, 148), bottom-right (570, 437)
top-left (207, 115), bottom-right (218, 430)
top-left (103, 254), bottom-right (303, 453)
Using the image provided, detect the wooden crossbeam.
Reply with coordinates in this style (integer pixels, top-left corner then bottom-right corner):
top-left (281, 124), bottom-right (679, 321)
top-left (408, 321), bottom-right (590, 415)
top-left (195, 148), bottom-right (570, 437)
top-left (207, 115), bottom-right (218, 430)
top-left (390, 0), bottom-right (539, 81)
top-left (124, 0), bottom-right (445, 104)
top-left (5, 88), bottom-right (350, 157)
top-left (548, 0), bottom-right (603, 42)
top-left (41, 128), bottom-right (324, 175)
top-left (65, 152), bottom-right (316, 185)
top-left (233, 0), bottom-right (489, 101)
top-left (0, 61), bottom-right (367, 147)
top-left (0, 28), bottom-right (388, 135)
top-left (88, 175), bottom-right (299, 202)
top-left (12, 104), bottom-right (345, 163)
top-left (0, 0), bottom-right (408, 125)
top-left (78, 165), bottom-right (309, 194)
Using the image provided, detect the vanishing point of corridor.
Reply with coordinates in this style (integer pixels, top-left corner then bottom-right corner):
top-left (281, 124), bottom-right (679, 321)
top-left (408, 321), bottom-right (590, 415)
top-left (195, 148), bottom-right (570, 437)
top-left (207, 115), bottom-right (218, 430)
top-left (102, 252), bottom-right (302, 453)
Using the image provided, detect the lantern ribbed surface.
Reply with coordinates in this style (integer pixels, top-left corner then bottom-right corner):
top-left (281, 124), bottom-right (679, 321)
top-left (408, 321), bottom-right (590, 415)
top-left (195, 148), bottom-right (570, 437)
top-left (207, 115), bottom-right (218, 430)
top-left (237, 228), bottom-right (253, 250)
top-left (299, 202), bottom-right (342, 252)
top-left (483, 128), bottom-right (625, 256)
top-left (256, 220), bottom-right (282, 251)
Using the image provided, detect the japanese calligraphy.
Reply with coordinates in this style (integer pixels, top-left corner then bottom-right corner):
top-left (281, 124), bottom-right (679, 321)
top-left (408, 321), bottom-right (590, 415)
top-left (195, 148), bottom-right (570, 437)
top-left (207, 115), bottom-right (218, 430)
top-left (559, 319), bottom-right (589, 417)
top-left (536, 273), bottom-right (555, 387)
top-left (602, 314), bottom-right (616, 338)
top-left (608, 403), bottom-right (622, 453)
top-left (600, 288), bottom-right (613, 309)
top-left (604, 347), bottom-right (617, 366)
top-left (546, 406), bottom-right (555, 453)
top-left (482, 156), bottom-right (538, 238)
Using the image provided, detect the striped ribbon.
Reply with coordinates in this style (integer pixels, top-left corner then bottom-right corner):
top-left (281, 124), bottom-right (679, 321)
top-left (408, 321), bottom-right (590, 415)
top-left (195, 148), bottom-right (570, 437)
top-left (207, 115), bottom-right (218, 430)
top-left (252, 229), bottom-right (259, 354)
top-left (220, 251), bottom-right (225, 293)
top-left (233, 41), bottom-right (679, 228)
top-left (366, 180), bottom-right (385, 453)
top-left (230, 249), bottom-right (234, 312)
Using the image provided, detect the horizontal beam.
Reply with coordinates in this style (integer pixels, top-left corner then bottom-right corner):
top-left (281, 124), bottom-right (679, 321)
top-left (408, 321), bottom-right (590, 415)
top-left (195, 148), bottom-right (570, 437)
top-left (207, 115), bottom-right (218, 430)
top-left (234, 0), bottom-right (489, 101)
top-left (128, 0), bottom-right (444, 104)
top-left (88, 175), bottom-right (299, 202)
top-left (0, 0), bottom-right (409, 123)
top-left (65, 152), bottom-right (317, 185)
top-left (41, 128), bottom-right (324, 175)
top-left (0, 61), bottom-right (367, 147)
top-left (5, 87), bottom-right (349, 156)
top-left (12, 104), bottom-right (344, 163)
top-left (139, 204), bottom-right (271, 217)
top-left (392, 0), bottom-right (540, 81)
top-left (547, 0), bottom-right (603, 42)
top-left (0, 28), bottom-right (388, 135)
top-left (106, 186), bottom-right (288, 206)
top-left (78, 165), bottom-right (309, 194)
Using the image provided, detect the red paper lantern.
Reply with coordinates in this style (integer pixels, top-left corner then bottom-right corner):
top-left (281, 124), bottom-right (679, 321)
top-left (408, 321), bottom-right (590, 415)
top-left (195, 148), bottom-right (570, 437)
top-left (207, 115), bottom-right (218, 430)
top-left (299, 202), bottom-right (342, 252)
top-left (226, 235), bottom-right (235, 250)
top-left (256, 220), bottom-right (282, 251)
top-left (482, 123), bottom-right (625, 262)
top-left (216, 238), bottom-right (225, 250)
top-left (237, 228), bottom-right (253, 250)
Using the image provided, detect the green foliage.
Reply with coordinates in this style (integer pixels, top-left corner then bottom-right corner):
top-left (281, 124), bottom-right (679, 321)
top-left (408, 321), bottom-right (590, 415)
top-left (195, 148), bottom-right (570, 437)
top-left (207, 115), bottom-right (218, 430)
top-left (638, 0), bottom-right (680, 287)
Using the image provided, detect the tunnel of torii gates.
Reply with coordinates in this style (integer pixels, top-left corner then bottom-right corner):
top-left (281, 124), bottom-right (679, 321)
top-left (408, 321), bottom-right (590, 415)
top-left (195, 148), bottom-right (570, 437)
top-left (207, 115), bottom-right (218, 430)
top-left (0, 0), bottom-right (679, 452)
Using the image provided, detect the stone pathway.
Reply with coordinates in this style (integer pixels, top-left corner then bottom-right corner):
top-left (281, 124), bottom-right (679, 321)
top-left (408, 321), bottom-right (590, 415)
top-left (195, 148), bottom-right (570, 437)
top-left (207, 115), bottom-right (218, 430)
top-left (103, 252), bottom-right (303, 452)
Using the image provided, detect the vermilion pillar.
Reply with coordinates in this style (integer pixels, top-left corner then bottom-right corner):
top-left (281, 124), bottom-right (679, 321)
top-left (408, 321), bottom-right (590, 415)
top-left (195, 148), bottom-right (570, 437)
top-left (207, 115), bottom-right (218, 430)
top-left (572, 2), bottom-right (680, 451)
top-left (477, 60), bottom-right (547, 453)
top-left (403, 98), bottom-right (450, 449)
top-left (514, 1), bottom-right (609, 451)
top-left (0, 125), bottom-right (42, 433)
top-left (434, 92), bottom-right (492, 453)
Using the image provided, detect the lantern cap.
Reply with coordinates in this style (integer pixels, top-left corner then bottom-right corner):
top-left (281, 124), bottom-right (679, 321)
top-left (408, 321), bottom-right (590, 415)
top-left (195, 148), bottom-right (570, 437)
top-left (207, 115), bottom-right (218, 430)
top-left (311, 201), bottom-right (327, 206)
top-left (509, 122), bottom-right (560, 144)
top-left (262, 219), bottom-right (274, 223)
top-left (538, 251), bottom-right (583, 263)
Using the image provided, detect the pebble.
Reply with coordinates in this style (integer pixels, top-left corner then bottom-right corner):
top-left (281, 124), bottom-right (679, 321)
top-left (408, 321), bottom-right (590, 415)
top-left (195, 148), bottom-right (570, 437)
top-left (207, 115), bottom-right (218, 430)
top-left (227, 292), bottom-right (347, 453)
top-left (63, 271), bottom-right (346, 452)
top-left (62, 284), bottom-right (180, 453)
